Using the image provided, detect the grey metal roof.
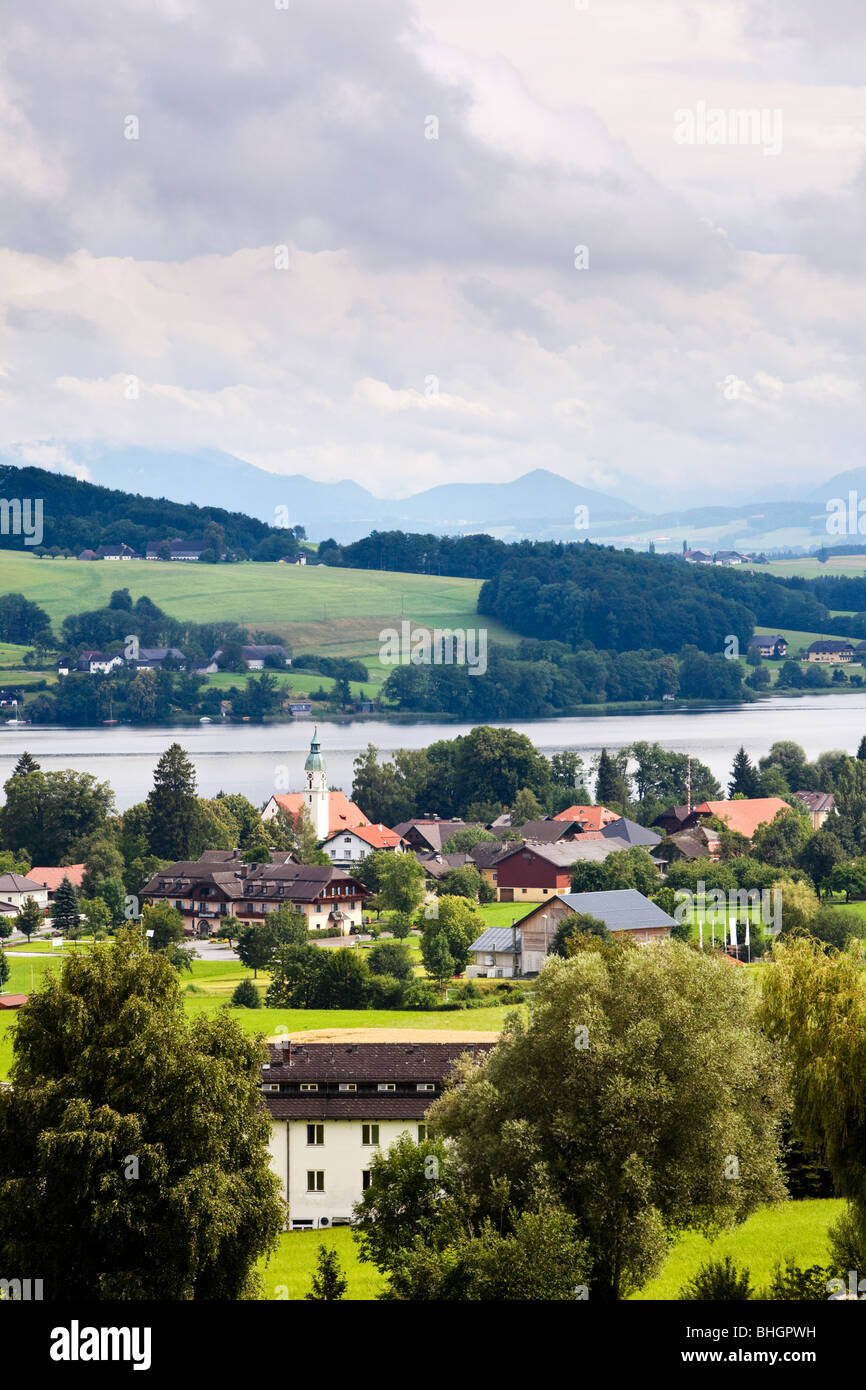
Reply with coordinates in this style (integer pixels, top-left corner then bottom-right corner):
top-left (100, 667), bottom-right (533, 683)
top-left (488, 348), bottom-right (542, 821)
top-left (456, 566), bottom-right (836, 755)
top-left (468, 926), bottom-right (522, 954)
top-left (555, 889), bottom-right (676, 932)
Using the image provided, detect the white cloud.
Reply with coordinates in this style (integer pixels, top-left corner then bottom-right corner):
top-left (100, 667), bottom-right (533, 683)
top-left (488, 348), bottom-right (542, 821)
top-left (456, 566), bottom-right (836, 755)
top-left (0, 0), bottom-right (863, 511)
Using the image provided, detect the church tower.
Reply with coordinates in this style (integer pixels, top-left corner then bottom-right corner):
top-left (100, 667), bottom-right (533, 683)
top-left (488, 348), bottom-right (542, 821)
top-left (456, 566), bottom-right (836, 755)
top-left (303, 727), bottom-right (330, 840)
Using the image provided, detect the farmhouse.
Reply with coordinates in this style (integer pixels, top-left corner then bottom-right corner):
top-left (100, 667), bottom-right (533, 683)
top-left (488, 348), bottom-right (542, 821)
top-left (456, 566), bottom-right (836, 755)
top-left (142, 851), bottom-right (368, 937)
top-left (517, 889), bottom-right (677, 973)
top-left (145, 540), bottom-right (205, 561)
top-left (76, 650), bottom-right (124, 674)
top-left (261, 731), bottom-right (369, 840)
top-left (263, 1041), bottom-right (493, 1227)
top-left (806, 640), bottom-right (854, 663)
top-left (494, 836), bottom-right (631, 904)
top-left (242, 644), bottom-right (292, 670)
top-left (130, 647), bottom-right (187, 670)
top-left (747, 634), bottom-right (788, 659)
top-left (97, 543), bottom-right (137, 560)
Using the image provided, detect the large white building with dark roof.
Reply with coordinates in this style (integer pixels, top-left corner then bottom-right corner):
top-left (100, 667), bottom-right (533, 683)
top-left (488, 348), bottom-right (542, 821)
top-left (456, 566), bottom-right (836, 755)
top-left (262, 1040), bottom-right (493, 1228)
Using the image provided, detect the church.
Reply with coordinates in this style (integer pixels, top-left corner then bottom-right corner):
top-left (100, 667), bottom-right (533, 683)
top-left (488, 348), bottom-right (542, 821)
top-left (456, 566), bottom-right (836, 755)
top-left (261, 728), bottom-right (370, 839)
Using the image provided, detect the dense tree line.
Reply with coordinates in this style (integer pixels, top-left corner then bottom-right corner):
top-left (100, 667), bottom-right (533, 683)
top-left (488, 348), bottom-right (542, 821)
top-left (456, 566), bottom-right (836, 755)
top-left (381, 638), bottom-right (746, 717)
top-left (478, 544), bottom-right (828, 656)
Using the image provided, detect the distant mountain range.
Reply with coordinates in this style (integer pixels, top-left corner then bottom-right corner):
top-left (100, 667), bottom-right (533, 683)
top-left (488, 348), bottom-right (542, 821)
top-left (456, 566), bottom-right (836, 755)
top-left (0, 445), bottom-right (857, 553)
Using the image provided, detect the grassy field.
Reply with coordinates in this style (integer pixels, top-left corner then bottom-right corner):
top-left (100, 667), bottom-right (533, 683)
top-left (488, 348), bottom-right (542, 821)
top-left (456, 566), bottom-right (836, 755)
top-left (0, 551), bottom-right (517, 674)
top-left (0, 950), bottom-right (512, 1079)
top-left (749, 556), bottom-right (866, 579)
top-left (633, 1200), bottom-right (843, 1300)
top-left (254, 1198), bottom-right (845, 1301)
top-left (257, 1225), bottom-right (384, 1300)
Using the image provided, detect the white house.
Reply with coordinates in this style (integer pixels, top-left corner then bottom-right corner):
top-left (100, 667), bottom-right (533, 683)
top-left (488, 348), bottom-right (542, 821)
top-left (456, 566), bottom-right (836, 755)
top-left (263, 1041), bottom-right (493, 1227)
top-left (321, 823), bottom-right (405, 868)
top-left (76, 650), bottom-right (124, 675)
top-left (0, 873), bottom-right (49, 913)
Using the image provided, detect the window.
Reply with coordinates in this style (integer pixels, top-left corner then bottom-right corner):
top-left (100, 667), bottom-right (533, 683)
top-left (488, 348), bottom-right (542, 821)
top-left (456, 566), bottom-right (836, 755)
top-left (416, 1083), bottom-right (435, 1093)
top-left (362, 1170), bottom-right (371, 1191)
top-left (338, 1083), bottom-right (357, 1092)
top-left (417, 1125), bottom-right (428, 1142)
top-left (306, 1171), bottom-right (325, 1192)
top-left (377, 1083), bottom-right (395, 1093)
top-left (362, 1124), bottom-right (379, 1146)
top-left (300, 1083), bottom-right (318, 1092)
top-left (307, 1124), bottom-right (324, 1146)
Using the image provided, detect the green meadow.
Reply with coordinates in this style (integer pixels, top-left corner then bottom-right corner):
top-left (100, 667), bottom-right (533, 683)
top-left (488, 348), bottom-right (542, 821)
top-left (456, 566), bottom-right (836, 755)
top-left (633, 1199), bottom-right (843, 1300)
top-left (0, 949), bottom-right (511, 1080)
top-left (254, 1198), bottom-right (845, 1300)
top-left (0, 551), bottom-right (516, 674)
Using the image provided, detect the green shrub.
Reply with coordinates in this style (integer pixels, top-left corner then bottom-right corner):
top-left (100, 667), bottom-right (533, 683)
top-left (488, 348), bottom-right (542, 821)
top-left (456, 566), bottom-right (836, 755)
top-left (232, 978), bottom-right (261, 1008)
top-left (402, 980), bottom-right (440, 1010)
top-left (761, 1258), bottom-right (833, 1301)
top-left (678, 1256), bottom-right (753, 1301)
top-left (366, 973), bottom-right (406, 1009)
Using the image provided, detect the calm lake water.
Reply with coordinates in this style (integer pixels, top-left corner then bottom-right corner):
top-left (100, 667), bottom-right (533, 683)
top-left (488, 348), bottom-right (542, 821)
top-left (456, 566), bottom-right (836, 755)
top-left (2, 695), bottom-right (864, 810)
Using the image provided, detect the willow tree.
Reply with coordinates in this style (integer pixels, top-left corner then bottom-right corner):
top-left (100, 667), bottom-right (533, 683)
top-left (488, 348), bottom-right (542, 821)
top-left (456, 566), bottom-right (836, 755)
top-left (761, 937), bottom-right (866, 1269)
top-left (0, 930), bottom-right (283, 1299)
top-left (430, 940), bottom-right (786, 1300)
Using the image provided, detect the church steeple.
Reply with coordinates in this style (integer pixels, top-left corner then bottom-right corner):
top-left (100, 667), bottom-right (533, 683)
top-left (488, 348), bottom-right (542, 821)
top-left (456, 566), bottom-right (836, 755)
top-left (303, 727), bottom-right (329, 838)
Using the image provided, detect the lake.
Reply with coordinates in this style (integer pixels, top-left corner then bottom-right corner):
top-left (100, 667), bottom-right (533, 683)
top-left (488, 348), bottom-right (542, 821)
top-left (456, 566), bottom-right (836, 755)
top-left (1, 694), bottom-right (864, 809)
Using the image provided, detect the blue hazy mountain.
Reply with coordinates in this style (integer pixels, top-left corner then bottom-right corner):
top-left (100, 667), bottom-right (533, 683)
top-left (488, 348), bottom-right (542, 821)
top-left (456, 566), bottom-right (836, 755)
top-left (17, 447), bottom-right (642, 543)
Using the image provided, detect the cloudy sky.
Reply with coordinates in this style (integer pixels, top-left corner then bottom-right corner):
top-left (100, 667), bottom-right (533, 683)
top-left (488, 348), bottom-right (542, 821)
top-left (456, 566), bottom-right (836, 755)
top-left (0, 0), bottom-right (864, 510)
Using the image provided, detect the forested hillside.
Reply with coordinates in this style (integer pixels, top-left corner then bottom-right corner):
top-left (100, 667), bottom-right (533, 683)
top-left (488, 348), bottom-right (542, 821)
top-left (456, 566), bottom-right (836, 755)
top-left (0, 463), bottom-right (301, 559)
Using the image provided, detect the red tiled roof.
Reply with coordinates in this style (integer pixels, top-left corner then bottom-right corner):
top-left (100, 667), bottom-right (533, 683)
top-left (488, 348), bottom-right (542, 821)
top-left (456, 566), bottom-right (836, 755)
top-left (29, 865), bottom-right (85, 891)
top-left (0, 995), bottom-right (28, 1009)
top-left (325, 823), bottom-right (403, 850)
top-left (692, 798), bottom-right (791, 840)
top-left (553, 805), bottom-right (618, 830)
top-left (270, 792), bottom-right (369, 835)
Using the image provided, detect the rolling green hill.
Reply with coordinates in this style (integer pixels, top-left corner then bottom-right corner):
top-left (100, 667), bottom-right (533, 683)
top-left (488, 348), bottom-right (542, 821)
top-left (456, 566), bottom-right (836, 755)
top-left (0, 551), bottom-right (517, 675)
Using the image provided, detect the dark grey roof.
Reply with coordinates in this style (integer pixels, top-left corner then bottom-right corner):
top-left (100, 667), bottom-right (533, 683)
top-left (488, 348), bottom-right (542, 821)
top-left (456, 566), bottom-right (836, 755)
top-left (514, 819), bottom-right (576, 842)
top-left (793, 791), bottom-right (835, 812)
top-left (468, 926), bottom-right (521, 954)
top-left (808, 640), bottom-right (854, 653)
top-left (243, 645), bottom-right (290, 659)
top-left (555, 889), bottom-right (676, 932)
top-left (469, 841), bottom-right (511, 869)
top-left (264, 1040), bottom-right (492, 1082)
top-left (600, 816), bottom-right (662, 847)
